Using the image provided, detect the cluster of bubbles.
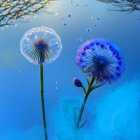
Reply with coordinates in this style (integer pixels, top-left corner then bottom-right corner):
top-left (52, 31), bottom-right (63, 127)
top-left (58, 1), bottom-right (101, 45)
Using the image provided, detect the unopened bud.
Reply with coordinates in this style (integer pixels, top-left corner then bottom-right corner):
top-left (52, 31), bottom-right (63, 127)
top-left (73, 78), bottom-right (83, 87)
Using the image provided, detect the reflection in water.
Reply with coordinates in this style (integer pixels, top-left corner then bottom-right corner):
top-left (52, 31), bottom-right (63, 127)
top-left (98, 0), bottom-right (140, 12)
top-left (0, 0), bottom-right (55, 28)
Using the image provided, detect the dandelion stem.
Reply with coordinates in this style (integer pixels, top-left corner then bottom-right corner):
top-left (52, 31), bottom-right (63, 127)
top-left (76, 77), bottom-right (95, 129)
top-left (76, 94), bottom-right (89, 129)
top-left (40, 64), bottom-right (48, 140)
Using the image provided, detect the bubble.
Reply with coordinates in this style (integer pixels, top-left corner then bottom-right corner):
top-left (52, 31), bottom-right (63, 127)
top-left (90, 16), bottom-right (94, 20)
top-left (77, 37), bottom-right (83, 44)
top-left (18, 70), bottom-right (22, 73)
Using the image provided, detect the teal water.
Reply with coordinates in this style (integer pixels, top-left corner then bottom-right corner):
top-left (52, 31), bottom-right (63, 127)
top-left (0, 0), bottom-right (140, 139)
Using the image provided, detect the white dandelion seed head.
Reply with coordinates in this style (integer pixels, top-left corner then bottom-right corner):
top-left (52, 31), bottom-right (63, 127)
top-left (20, 26), bottom-right (62, 65)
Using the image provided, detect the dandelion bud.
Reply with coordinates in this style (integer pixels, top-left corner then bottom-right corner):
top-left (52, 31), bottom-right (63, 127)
top-left (73, 78), bottom-right (83, 87)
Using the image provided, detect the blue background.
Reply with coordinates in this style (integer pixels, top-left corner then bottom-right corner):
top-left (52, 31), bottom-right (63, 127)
top-left (0, 0), bottom-right (140, 139)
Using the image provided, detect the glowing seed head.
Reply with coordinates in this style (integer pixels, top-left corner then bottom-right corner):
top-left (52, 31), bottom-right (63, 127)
top-left (20, 26), bottom-right (62, 65)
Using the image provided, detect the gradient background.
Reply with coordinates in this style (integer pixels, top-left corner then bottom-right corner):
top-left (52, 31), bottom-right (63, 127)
top-left (0, 0), bottom-right (140, 139)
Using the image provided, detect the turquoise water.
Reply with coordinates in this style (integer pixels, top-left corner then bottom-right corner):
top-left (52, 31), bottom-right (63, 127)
top-left (0, 0), bottom-right (140, 139)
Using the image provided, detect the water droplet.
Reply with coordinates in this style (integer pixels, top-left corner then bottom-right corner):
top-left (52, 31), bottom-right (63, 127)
top-left (85, 4), bottom-right (88, 7)
top-left (86, 28), bottom-right (91, 32)
top-left (64, 23), bottom-right (67, 26)
top-left (68, 14), bottom-right (71, 18)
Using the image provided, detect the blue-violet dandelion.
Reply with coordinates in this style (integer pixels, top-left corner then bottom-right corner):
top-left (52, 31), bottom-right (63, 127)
top-left (20, 26), bottom-right (62, 64)
top-left (76, 39), bottom-right (124, 83)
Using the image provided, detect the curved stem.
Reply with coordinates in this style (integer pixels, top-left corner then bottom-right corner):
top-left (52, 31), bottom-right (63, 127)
top-left (82, 85), bottom-right (86, 95)
top-left (40, 64), bottom-right (48, 140)
top-left (76, 77), bottom-right (95, 129)
top-left (76, 94), bottom-right (89, 129)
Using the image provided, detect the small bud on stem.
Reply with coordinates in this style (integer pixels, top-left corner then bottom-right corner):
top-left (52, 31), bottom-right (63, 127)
top-left (73, 78), bottom-right (83, 87)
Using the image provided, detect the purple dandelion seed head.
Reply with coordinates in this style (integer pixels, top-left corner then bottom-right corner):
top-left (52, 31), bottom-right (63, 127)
top-left (76, 38), bottom-right (125, 83)
top-left (20, 26), bottom-right (62, 65)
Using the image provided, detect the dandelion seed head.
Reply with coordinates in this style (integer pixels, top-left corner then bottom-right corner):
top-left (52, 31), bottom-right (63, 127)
top-left (20, 26), bottom-right (62, 65)
top-left (76, 39), bottom-right (124, 83)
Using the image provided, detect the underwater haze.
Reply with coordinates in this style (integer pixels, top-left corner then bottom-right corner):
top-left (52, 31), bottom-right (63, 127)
top-left (0, 0), bottom-right (140, 140)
